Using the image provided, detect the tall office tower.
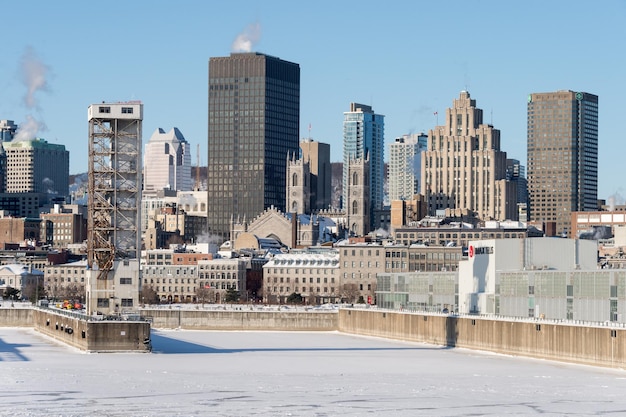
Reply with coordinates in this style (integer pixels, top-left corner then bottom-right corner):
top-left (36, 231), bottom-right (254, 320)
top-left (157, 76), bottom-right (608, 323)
top-left (0, 142), bottom-right (5, 193)
top-left (388, 133), bottom-right (428, 202)
top-left (3, 138), bottom-right (69, 196)
top-left (342, 103), bottom-right (384, 226)
top-left (421, 91), bottom-right (517, 221)
top-left (0, 120), bottom-right (17, 142)
top-left (143, 127), bottom-right (192, 194)
top-left (300, 138), bottom-right (331, 210)
top-left (0, 119), bottom-right (13, 193)
top-left (527, 91), bottom-right (598, 236)
top-left (208, 52), bottom-right (300, 241)
top-left (86, 102), bottom-right (142, 314)
top-left (506, 158), bottom-right (528, 213)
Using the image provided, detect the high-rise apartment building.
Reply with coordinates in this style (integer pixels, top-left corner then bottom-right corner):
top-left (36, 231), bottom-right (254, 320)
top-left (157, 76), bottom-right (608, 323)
top-left (421, 91), bottom-right (517, 221)
top-left (3, 138), bottom-right (69, 196)
top-left (342, 103), bottom-right (384, 226)
top-left (527, 91), bottom-right (598, 236)
top-left (207, 52), bottom-right (300, 241)
top-left (143, 127), bottom-right (192, 194)
top-left (300, 138), bottom-right (331, 210)
top-left (388, 133), bottom-right (427, 202)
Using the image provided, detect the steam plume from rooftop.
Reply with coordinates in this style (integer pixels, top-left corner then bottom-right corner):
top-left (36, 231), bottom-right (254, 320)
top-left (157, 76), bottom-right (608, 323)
top-left (14, 114), bottom-right (46, 142)
top-left (20, 46), bottom-right (50, 109)
top-left (231, 22), bottom-right (261, 53)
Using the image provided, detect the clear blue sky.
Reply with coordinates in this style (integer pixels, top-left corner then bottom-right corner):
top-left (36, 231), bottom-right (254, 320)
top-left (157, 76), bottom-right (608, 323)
top-left (1, 0), bottom-right (624, 201)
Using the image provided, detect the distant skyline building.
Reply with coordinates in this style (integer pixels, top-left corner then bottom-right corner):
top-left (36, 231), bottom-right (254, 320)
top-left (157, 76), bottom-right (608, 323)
top-left (299, 138), bottom-right (331, 210)
top-left (342, 103), bottom-right (384, 227)
top-left (3, 138), bottom-right (69, 197)
top-left (0, 120), bottom-right (17, 142)
top-left (506, 158), bottom-right (528, 221)
top-left (0, 142), bottom-right (5, 193)
top-left (207, 52), bottom-right (300, 241)
top-left (506, 159), bottom-right (527, 204)
top-left (421, 91), bottom-right (517, 221)
top-left (143, 127), bottom-right (192, 194)
top-left (388, 133), bottom-right (427, 202)
top-left (527, 91), bottom-right (599, 236)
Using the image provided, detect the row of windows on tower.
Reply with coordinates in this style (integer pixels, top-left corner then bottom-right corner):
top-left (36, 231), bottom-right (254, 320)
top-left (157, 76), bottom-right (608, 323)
top-left (425, 156), bottom-right (493, 168)
top-left (97, 106), bottom-right (134, 114)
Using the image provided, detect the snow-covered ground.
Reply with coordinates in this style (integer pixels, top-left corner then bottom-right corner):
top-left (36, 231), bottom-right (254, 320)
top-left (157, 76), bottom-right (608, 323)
top-left (1, 327), bottom-right (626, 416)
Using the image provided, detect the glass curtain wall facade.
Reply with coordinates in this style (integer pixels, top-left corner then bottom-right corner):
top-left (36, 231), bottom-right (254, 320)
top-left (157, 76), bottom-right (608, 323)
top-left (207, 53), bottom-right (300, 241)
top-left (342, 103), bottom-right (385, 225)
top-left (527, 91), bottom-right (598, 237)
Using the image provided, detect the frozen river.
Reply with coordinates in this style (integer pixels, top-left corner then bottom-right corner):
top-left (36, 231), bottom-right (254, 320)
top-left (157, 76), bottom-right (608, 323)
top-left (1, 327), bottom-right (626, 416)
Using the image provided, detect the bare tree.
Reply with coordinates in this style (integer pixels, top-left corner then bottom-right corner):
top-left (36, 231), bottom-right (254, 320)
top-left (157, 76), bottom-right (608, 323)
top-left (195, 286), bottom-right (215, 307)
top-left (341, 283), bottom-right (360, 304)
top-left (141, 285), bottom-right (160, 305)
top-left (60, 284), bottom-right (85, 302)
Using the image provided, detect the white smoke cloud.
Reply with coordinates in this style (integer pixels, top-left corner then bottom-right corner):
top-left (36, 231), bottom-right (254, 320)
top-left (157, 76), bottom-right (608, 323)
top-left (13, 47), bottom-right (50, 142)
top-left (42, 177), bottom-right (57, 195)
top-left (195, 232), bottom-right (224, 245)
top-left (14, 114), bottom-right (46, 142)
top-left (231, 22), bottom-right (261, 53)
top-left (20, 46), bottom-right (50, 109)
top-left (607, 191), bottom-right (625, 212)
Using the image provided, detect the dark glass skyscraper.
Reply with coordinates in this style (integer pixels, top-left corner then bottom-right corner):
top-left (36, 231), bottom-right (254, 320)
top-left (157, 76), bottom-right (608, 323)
top-left (208, 53), bottom-right (300, 241)
top-left (527, 91), bottom-right (598, 237)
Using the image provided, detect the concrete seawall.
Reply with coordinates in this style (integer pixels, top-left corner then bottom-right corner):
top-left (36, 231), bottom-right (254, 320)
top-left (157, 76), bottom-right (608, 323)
top-left (2, 307), bottom-right (625, 368)
top-left (0, 306), bottom-right (32, 327)
top-left (338, 309), bottom-right (626, 369)
top-left (32, 309), bottom-right (151, 352)
top-left (142, 308), bottom-right (338, 331)
top-left (0, 307), bottom-right (151, 352)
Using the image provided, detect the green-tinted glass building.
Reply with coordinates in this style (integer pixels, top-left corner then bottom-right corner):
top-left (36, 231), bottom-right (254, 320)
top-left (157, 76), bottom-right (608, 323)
top-left (207, 53), bottom-right (300, 241)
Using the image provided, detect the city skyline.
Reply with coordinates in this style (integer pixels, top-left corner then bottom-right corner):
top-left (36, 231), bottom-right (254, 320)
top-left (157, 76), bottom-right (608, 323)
top-left (0, 1), bottom-right (624, 201)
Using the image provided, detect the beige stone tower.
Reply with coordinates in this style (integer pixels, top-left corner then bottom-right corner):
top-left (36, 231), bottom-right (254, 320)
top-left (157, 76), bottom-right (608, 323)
top-left (286, 151), bottom-right (310, 214)
top-left (421, 91), bottom-right (517, 221)
top-left (346, 155), bottom-right (370, 237)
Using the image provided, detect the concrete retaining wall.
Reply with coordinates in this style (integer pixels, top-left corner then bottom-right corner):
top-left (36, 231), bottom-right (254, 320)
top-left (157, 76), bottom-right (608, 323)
top-left (32, 309), bottom-right (151, 352)
top-left (143, 309), bottom-right (338, 331)
top-left (4, 306), bottom-right (626, 367)
top-left (0, 307), bottom-right (33, 327)
top-left (338, 309), bottom-right (626, 369)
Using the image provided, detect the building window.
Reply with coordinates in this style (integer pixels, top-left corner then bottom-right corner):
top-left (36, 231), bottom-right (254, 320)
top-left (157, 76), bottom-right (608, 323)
top-left (121, 107), bottom-right (134, 114)
top-left (99, 106), bottom-right (111, 113)
top-left (120, 278), bottom-right (132, 285)
top-left (121, 298), bottom-right (133, 307)
top-left (97, 298), bottom-right (109, 307)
